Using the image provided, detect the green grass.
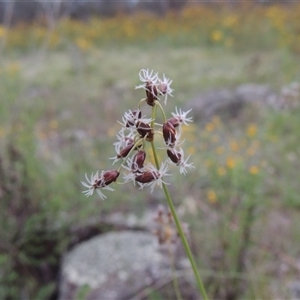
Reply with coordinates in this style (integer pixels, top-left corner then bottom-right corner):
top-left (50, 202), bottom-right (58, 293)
top-left (1, 38), bottom-right (300, 298)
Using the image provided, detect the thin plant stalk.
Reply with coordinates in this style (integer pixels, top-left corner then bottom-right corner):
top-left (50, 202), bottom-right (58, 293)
top-left (151, 141), bottom-right (208, 300)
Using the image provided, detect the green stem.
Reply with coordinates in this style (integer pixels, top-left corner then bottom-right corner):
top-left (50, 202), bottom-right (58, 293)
top-left (154, 100), bottom-right (167, 122)
top-left (150, 141), bottom-right (208, 300)
top-left (162, 182), bottom-right (208, 300)
top-left (151, 103), bottom-right (158, 129)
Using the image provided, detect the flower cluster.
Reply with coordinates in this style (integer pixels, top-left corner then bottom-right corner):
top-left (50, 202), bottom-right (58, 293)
top-left (135, 69), bottom-right (173, 106)
top-left (82, 69), bottom-right (194, 199)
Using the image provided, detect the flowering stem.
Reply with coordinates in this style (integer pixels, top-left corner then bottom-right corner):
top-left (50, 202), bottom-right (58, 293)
top-left (154, 100), bottom-right (167, 122)
top-left (151, 103), bottom-right (158, 129)
top-left (150, 141), bottom-right (208, 300)
top-left (162, 183), bottom-right (208, 300)
top-left (82, 68), bottom-right (207, 296)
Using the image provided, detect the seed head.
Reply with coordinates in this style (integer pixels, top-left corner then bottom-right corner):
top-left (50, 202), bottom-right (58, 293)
top-left (171, 107), bottom-right (193, 126)
top-left (124, 109), bottom-right (142, 127)
top-left (136, 121), bottom-right (154, 141)
top-left (102, 169), bottom-right (120, 186)
top-left (81, 170), bottom-right (120, 200)
top-left (131, 150), bottom-right (146, 173)
top-left (135, 69), bottom-right (173, 106)
top-left (135, 162), bottom-right (170, 193)
top-left (167, 148), bottom-right (182, 164)
top-left (163, 121), bottom-right (177, 147)
top-left (167, 148), bottom-right (195, 175)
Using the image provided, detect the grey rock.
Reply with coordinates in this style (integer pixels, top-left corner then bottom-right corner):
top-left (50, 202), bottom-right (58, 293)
top-left (235, 83), bottom-right (280, 108)
top-left (59, 231), bottom-right (187, 300)
top-left (289, 281), bottom-right (300, 300)
top-left (187, 89), bottom-right (241, 122)
top-left (187, 83), bottom-right (282, 123)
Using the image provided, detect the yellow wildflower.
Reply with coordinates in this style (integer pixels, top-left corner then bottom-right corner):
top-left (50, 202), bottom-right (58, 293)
top-left (226, 157), bottom-right (236, 169)
top-left (207, 189), bottom-right (217, 203)
top-left (247, 124), bottom-right (257, 138)
top-left (0, 25), bottom-right (6, 38)
top-left (211, 30), bottom-right (223, 42)
top-left (249, 165), bottom-right (259, 175)
top-left (205, 122), bottom-right (215, 132)
top-left (75, 37), bottom-right (91, 51)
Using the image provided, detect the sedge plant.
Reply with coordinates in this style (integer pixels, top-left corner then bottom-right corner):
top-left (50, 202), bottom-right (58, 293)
top-left (81, 69), bottom-right (208, 299)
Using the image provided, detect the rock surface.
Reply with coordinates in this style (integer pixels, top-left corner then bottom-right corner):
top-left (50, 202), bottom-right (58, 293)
top-left (59, 230), bottom-right (190, 300)
top-left (186, 83), bottom-right (299, 123)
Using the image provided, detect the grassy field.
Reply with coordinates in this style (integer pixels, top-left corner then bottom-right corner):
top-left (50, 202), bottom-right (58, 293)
top-left (1, 3), bottom-right (300, 299)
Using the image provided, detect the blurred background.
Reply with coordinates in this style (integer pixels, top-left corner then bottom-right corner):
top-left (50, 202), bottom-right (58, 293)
top-left (0, 0), bottom-right (300, 299)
